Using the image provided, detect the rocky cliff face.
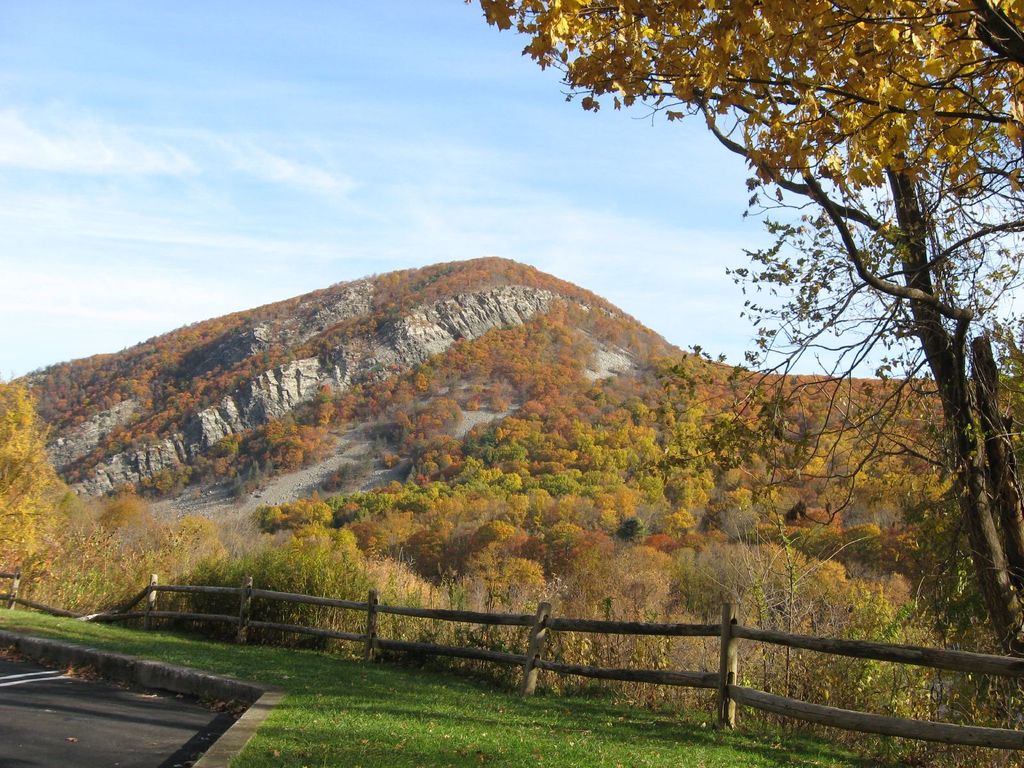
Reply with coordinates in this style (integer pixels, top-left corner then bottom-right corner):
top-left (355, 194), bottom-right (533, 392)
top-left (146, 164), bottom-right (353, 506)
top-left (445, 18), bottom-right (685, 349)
top-left (48, 399), bottom-right (139, 471)
top-left (82, 437), bottom-right (189, 495)
top-left (73, 284), bottom-right (554, 494)
top-left (180, 280), bottom-right (376, 379)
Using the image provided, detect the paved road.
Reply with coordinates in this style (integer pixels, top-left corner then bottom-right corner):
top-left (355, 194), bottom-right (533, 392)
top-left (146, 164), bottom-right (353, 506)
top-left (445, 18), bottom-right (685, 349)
top-left (0, 657), bottom-right (235, 768)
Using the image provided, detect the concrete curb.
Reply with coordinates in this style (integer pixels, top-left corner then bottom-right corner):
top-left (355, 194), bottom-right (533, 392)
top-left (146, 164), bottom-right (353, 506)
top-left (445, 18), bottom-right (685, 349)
top-left (193, 689), bottom-right (284, 767)
top-left (0, 629), bottom-right (283, 768)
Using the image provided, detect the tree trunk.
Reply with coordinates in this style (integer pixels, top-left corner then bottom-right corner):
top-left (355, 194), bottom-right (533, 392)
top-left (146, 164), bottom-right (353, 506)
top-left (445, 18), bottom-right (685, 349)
top-left (948, 373), bottom-right (1024, 653)
top-left (888, 172), bottom-right (1024, 653)
top-left (971, 335), bottom-right (1024, 594)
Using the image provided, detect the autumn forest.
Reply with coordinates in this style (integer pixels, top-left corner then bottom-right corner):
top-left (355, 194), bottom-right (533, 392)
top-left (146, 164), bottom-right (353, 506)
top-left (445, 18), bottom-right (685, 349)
top-left (6, 1), bottom-right (1024, 764)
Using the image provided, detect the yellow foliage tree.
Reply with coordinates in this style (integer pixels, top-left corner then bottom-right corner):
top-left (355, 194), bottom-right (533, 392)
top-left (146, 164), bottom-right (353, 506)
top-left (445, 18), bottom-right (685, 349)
top-left (478, 0), bottom-right (1020, 189)
top-left (0, 381), bottom-right (63, 564)
top-left (479, 0), bottom-right (1024, 653)
top-left (661, 508), bottom-right (696, 539)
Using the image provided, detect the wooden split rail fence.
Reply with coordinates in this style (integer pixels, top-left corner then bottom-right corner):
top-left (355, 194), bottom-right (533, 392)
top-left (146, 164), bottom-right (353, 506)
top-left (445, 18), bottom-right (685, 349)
top-left (4, 570), bottom-right (1024, 750)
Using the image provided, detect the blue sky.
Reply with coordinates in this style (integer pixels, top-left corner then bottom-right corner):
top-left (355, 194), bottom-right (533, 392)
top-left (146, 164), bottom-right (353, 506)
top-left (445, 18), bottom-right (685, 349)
top-left (0, 1), bottom-right (767, 377)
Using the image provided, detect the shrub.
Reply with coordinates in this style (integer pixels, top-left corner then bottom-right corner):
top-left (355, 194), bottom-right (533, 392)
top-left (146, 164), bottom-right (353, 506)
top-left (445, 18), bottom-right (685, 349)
top-left (183, 532), bottom-right (370, 645)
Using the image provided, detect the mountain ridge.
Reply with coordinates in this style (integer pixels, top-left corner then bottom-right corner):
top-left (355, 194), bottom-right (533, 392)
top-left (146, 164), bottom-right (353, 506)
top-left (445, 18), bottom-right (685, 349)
top-left (29, 258), bottom-right (674, 499)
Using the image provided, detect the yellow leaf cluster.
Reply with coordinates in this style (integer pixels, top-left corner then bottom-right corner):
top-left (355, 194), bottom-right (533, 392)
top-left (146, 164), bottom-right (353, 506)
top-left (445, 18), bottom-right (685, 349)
top-left (477, 0), bottom-right (1022, 191)
top-left (0, 381), bottom-right (63, 564)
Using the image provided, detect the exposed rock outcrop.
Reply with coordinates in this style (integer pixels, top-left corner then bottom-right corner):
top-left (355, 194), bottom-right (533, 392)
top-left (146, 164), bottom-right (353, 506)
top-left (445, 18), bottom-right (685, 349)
top-left (79, 435), bottom-right (188, 495)
top-left (73, 284), bottom-right (554, 494)
top-left (48, 399), bottom-right (139, 470)
top-left (178, 281), bottom-right (374, 379)
top-left (184, 285), bottom-right (553, 452)
top-left (376, 286), bottom-right (554, 368)
top-left (182, 323), bottom-right (275, 377)
top-left (296, 280), bottom-right (374, 339)
top-left (584, 343), bottom-right (637, 381)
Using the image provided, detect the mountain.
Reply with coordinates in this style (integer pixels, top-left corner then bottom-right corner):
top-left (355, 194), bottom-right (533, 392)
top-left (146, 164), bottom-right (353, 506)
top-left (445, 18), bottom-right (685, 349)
top-left (29, 258), bottom-right (678, 512)
top-left (27, 254), bottom-right (942, 601)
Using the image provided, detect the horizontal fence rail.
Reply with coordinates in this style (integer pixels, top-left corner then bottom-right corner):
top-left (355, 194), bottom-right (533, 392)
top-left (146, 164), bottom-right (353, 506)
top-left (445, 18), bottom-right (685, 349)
top-left (11, 598), bottom-right (80, 617)
top-left (6, 570), bottom-right (1024, 750)
top-left (729, 686), bottom-right (1024, 750)
top-left (548, 617), bottom-right (719, 637)
top-left (376, 605), bottom-right (535, 626)
top-left (732, 624), bottom-right (1024, 677)
top-left (153, 584), bottom-right (242, 596)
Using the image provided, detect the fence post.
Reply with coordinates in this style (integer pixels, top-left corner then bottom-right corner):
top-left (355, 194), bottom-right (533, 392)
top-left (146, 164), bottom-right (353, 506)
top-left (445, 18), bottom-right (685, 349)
top-left (144, 574), bottom-right (158, 631)
top-left (236, 576), bottom-right (253, 644)
top-left (519, 600), bottom-right (552, 696)
top-left (6, 569), bottom-right (20, 610)
top-left (718, 602), bottom-right (739, 728)
top-left (7, 569), bottom-right (21, 610)
top-left (364, 589), bottom-right (379, 662)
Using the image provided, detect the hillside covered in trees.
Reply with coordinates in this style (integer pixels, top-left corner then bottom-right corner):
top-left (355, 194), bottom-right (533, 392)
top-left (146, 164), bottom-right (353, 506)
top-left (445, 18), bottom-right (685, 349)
top-left (26, 258), bottom-right (936, 528)
top-left (22, 258), bottom-right (949, 620)
top-left (30, 258), bottom-right (641, 493)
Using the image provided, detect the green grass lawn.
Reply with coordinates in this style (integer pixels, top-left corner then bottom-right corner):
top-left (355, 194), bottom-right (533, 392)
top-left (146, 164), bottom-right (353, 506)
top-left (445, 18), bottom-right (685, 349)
top-left (0, 611), bottom-right (885, 768)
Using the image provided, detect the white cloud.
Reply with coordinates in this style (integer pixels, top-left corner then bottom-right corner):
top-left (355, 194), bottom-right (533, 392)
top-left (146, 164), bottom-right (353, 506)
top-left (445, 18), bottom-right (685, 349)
top-left (0, 109), bottom-right (196, 175)
top-left (0, 194), bottom-right (334, 257)
top-left (216, 139), bottom-right (354, 195)
top-left (0, 108), bottom-right (352, 198)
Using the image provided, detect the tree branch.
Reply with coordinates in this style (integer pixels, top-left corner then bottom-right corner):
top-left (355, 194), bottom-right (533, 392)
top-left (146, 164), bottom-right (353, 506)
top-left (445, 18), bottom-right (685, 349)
top-left (801, 173), bottom-right (975, 322)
